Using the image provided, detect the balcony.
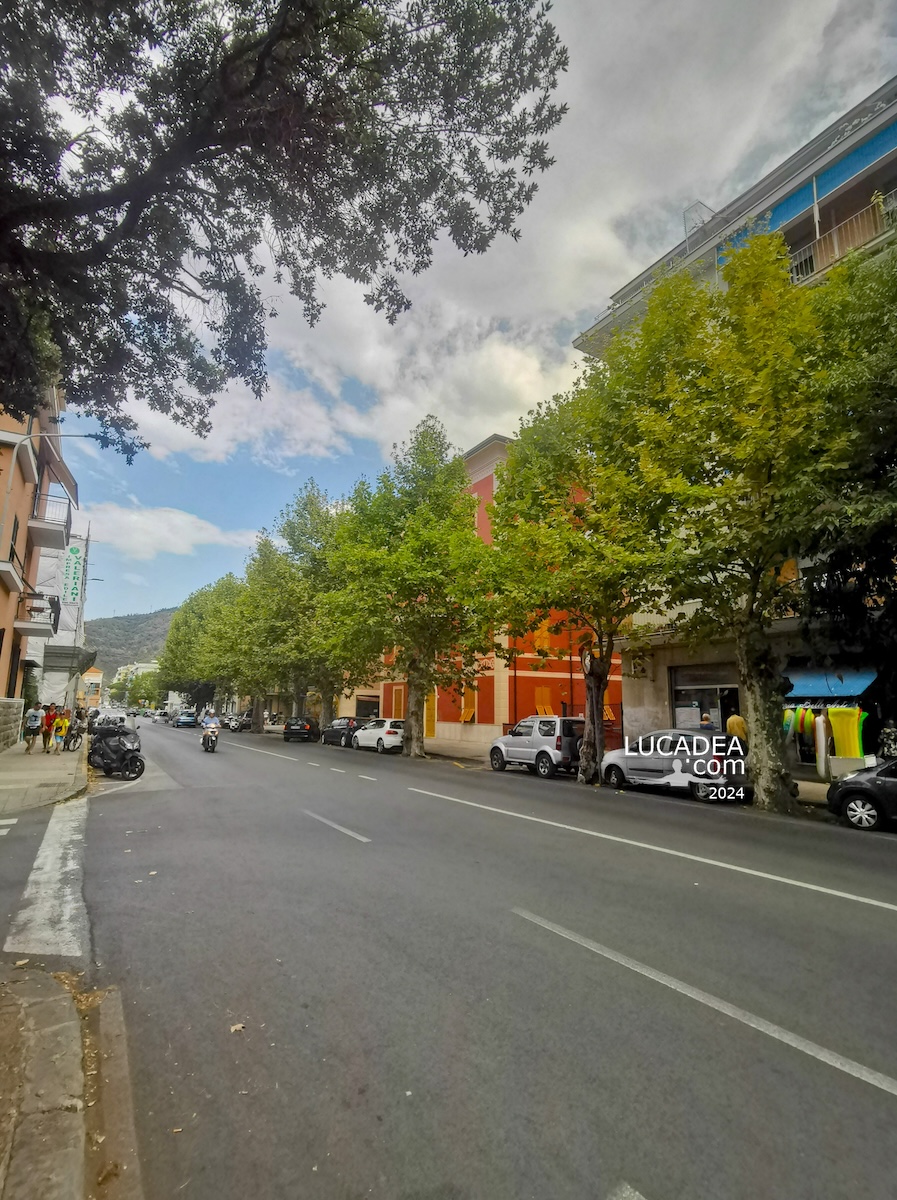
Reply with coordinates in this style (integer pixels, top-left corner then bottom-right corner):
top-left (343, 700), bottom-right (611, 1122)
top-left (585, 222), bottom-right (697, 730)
top-left (28, 493), bottom-right (72, 550)
top-left (0, 544), bottom-right (26, 593)
top-left (14, 595), bottom-right (61, 639)
top-left (790, 189), bottom-right (897, 284)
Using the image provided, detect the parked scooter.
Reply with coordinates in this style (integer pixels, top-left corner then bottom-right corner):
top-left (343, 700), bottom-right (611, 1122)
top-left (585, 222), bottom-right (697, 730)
top-left (201, 724), bottom-right (219, 753)
top-left (88, 724), bottom-right (145, 780)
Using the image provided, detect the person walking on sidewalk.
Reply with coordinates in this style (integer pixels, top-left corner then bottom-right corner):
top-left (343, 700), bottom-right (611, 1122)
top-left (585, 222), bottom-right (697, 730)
top-left (41, 704), bottom-right (56, 754)
top-left (22, 702), bottom-right (43, 753)
top-left (52, 709), bottom-right (69, 755)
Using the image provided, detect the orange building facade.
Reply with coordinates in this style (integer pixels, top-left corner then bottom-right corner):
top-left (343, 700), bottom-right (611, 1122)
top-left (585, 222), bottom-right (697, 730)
top-left (0, 392), bottom-right (79, 705)
top-left (342, 434), bottom-right (623, 756)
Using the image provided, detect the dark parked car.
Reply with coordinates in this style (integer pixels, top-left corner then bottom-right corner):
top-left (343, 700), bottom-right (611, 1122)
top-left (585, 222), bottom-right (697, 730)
top-left (321, 716), bottom-right (370, 747)
top-left (827, 760), bottom-right (897, 830)
top-left (228, 711), bottom-right (253, 731)
top-left (284, 716), bottom-right (321, 742)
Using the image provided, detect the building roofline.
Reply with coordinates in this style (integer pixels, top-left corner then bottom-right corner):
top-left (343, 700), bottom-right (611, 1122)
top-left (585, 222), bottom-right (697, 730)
top-left (463, 433), bottom-right (513, 460)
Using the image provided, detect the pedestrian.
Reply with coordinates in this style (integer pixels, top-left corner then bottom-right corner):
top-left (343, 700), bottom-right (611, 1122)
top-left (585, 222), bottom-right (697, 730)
top-left (22, 701), bottom-right (43, 753)
top-left (699, 712), bottom-right (716, 732)
top-left (879, 719), bottom-right (897, 759)
top-left (726, 713), bottom-right (748, 743)
top-left (52, 707), bottom-right (69, 755)
top-left (42, 704), bottom-right (56, 753)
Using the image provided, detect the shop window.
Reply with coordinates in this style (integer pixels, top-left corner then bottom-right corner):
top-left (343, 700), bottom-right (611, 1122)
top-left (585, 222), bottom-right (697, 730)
top-left (670, 666), bottom-right (740, 732)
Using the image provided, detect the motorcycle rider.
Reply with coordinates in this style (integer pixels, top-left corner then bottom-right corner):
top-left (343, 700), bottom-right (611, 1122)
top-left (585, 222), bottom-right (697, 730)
top-left (201, 710), bottom-right (220, 747)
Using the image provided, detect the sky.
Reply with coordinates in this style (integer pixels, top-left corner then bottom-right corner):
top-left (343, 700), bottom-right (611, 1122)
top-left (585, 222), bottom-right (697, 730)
top-left (69, 0), bottom-right (897, 621)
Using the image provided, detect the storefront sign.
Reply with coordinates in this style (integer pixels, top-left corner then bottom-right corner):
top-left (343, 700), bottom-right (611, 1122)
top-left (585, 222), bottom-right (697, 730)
top-left (61, 543), bottom-right (84, 604)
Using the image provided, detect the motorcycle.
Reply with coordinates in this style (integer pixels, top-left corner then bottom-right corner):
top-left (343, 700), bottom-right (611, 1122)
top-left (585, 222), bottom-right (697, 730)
top-left (201, 723), bottom-right (220, 753)
top-left (88, 724), bottom-right (145, 780)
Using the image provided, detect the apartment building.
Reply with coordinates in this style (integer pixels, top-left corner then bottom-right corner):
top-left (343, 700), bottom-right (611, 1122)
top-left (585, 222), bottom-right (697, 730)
top-left (575, 75), bottom-right (897, 355)
top-left (572, 79), bottom-right (897, 750)
top-left (0, 390), bottom-right (79, 747)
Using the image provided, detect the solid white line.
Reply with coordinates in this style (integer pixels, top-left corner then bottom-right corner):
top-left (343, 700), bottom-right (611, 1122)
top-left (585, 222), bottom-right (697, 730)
top-left (96, 779), bottom-right (141, 796)
top-left (358, 775), bottom-right (377, 782)
top-left (330, 768), bottom-right (346, 773)
top-left (303, 810), bottom-right (370, 843)
top-left (513, 908), bottom-right (897, 1099)
top-left (408, 788), bottom-right (897, 914)
top-left (0, 818), bottom-right (18, 825)
top-left (4, 799), bottom-right (89, 956)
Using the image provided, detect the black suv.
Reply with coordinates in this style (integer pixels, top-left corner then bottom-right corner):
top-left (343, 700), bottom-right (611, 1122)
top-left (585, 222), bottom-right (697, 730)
top-left (827, 760), bottom-right (897, 830)
top-left (321, 716), bottom-right (370, 747)
top-left (284, 716), bottom-right (321, 742)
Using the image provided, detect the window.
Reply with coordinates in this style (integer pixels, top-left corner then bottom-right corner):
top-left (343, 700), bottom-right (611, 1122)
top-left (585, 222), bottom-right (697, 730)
top-left (534, 685), bottom-right (553, 716)
top-left (538, 719), bottom-right (555, 737)
top-left (515, 721), bottom-right (534, 736)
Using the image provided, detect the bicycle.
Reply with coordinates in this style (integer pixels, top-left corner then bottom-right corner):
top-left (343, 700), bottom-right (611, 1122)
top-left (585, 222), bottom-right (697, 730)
top-left (64, 724), bottom-right (84, 752)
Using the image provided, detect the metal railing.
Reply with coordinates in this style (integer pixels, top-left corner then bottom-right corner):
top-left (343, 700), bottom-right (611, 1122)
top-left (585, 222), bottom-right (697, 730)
top-left (16, 594), bottom-right (61, 633)
top-left (31, 493), bottom-right (72, 538)
top-left (790, 189), bottom-right (897, 283)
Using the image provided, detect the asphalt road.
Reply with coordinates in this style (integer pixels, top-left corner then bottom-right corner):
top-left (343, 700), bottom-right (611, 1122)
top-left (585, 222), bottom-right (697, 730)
top-left (7, 721), bottom-right (897, 1199)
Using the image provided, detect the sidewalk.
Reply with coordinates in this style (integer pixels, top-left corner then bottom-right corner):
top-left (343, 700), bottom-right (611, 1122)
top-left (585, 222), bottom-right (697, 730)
top-left (0, 738), bottom-right (88, 816)
top-left (0, 967), bottom-right (85, 1200)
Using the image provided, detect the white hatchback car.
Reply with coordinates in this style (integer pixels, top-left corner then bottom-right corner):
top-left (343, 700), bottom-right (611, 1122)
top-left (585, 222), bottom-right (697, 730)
top-left (352, 718), bottom-right (405, 753)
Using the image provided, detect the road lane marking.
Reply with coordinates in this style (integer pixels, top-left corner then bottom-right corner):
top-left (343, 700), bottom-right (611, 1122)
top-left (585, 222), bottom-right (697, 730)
top-left (95, 780), bottom-right (141, 796)
top-left (307, 762), bottom-right (320, 767)
top-left (358, 775), bottom-right (377, 781)
top-left (0, 829), bottom-right (8, 836)
top-left (513, 907), bottom-right (897, 1099)
top-left (224, 743), bottom-right (296, 762)
top-left (408, 788), bottom-right (897, 914)
top-left (303, 811), bottom-right (371, 843)
top-left (0, 818), bottom-right (18, 825)
top-left (4, 799), bottom-right (89, 957)
top-left (608, 1187), bottom-right (647, 1200)
top-left (330, 768), bottom-right (346, 773)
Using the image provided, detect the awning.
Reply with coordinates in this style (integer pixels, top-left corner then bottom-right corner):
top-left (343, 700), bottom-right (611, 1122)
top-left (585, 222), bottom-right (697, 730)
top-left (783, 667), bottom-right (877, 704)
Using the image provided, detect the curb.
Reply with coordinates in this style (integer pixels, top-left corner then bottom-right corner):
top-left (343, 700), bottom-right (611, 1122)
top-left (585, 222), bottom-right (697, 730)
top-left (0, 968), bottom-right (85, 1200)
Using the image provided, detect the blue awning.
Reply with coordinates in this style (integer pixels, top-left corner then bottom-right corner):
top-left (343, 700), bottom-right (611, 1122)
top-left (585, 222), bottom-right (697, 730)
top-left (783, 668), bottom-right (877, 702)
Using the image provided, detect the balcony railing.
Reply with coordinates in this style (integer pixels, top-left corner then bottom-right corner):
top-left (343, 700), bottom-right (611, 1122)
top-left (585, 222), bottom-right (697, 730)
top-left (28, 492), bottom-right (72, 549)
top-left (790, 189), bottom-right (897, 283)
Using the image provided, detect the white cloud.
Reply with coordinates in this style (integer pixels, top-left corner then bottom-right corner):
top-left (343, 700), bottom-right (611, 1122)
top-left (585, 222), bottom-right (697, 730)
top-left (122, 572), bottom-right (148, 587)
top-left (75, 502), bottom-right (257, 561)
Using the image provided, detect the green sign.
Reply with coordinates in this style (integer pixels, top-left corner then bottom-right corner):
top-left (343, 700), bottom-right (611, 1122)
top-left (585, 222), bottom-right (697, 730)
top-left (61, 543), bottom-right (83, 604)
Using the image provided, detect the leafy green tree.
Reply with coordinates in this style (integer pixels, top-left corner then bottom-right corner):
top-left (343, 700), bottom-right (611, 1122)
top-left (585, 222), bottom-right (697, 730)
top-left (492, 378), bottom-right (671, 783)
top-left (611, 231), bottom-right (854, 813)
top-left (0, 0), bottom-right (567, 453)
top-left (158, 575), bottom-right (244, 706)
top-left (127, 671), bottom-right (162, 708)
top-left (108, 680), bottom-right (127, 704)
top-left (327, 416), bottom-right (495, 755)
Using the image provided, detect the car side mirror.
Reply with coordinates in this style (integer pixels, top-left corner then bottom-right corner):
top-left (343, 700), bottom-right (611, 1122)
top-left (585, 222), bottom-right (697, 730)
top-left (510, 728), bottom-right (521, 737)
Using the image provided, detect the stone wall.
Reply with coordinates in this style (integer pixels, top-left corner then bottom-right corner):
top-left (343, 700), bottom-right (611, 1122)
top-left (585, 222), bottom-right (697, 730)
top-left (0, 698), bottom-right (24, 753)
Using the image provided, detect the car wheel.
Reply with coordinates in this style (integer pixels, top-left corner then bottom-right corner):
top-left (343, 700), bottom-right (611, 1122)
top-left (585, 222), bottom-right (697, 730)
top-left (352, 735), bottom-right (360, 749)
top-left (377, 738), bottom-right (386, 754)
top-left (526, 764), bottom-right (537, 775)
top-left (604, 764), bottom-right (626, 790)
top-left (689, 779), bottom-right (717, 803)
top-left (535, 752), bottom-right (556, 779)
top-left (340, 733), bottom-right (349, 747)
top-left (490, 748), bottom-right (506, 772)
top-left (842, 793), bottom-right (883, 831)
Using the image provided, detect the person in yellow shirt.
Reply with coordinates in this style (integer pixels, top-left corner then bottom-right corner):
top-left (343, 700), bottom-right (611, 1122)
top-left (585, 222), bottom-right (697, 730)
top-left (52, 710), bottom-right (70, 755)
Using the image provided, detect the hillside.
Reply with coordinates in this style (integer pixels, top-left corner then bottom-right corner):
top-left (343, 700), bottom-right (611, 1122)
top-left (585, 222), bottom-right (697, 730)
top-left (84, 608), bottom-right (177, 679)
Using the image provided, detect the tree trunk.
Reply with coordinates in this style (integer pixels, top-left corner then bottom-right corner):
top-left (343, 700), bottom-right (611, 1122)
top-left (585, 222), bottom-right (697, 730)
top-left (577, 645), bottom-right (610, 785)
top-left (403, 671), bottom-right (426, 758)
top-left (733, 619), bottom-right (797, 813)
top-left (251, 694), bottom-right (265, 734)
top-left (319, 689), bottom-right (335, 731)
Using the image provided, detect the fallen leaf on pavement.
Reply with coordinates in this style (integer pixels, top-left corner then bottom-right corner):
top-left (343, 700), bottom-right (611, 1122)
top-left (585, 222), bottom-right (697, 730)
top-left (14, 959), bottom-right (29, 968)
top-left (230, 1023), bottom-right (245, 1033)
top-left (149, 871), bottom-right (157, 876)
top-left (172, 1128), bottom-right (182, 1134)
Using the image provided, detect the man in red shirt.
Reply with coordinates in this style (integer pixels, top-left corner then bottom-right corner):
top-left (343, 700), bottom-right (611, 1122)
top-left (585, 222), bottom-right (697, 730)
top-left (42, 704), bottom-right (56, 754)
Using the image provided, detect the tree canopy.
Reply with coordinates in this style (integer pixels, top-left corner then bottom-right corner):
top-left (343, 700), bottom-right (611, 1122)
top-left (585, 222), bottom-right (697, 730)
top-left (0, 0), bottom-right (567, 454)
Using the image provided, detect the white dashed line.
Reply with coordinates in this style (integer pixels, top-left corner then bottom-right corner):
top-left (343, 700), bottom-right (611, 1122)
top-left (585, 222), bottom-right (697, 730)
top-left (330, 768), bottom-right (346, 773)
top-left (358, 775), bottom-right (377, 781)
top-left (513, 907), bottom-right (897, 1099)
top-left (407, 788), bottom-right (897, 914)
top-left (225, 742), bottom-right (296, 762)
top-left (0, 829), bottom-right (8, 836)
top-left (307, 762), bottom-right (319, 767)
top-left (303, 811), bottom-right (370, 843)
top-left (0, 818), bottom-right (18, 825)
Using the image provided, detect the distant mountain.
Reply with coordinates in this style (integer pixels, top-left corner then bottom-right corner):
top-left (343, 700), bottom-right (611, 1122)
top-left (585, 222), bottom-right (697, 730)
top-left (84, 608), bottom-right (177, 679)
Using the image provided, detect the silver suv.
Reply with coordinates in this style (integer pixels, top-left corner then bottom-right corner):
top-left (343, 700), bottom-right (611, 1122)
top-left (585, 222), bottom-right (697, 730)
top-left (490, 715), bottom-right (585, 779)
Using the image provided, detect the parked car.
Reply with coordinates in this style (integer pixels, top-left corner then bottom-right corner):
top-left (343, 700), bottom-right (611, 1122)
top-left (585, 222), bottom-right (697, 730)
top-left (321, 716), bottom-right (371, 747)
top-left (601, 729), bottom-right (749, 802)
top-left (175, 709), bottom-right (198, 728)
top-left (827, 760), bottom-right (897, 830)
top-left (490, 715), bottom-right (585, 779)
top-left (352, 718), bottom-right (404, 753)
top-left (125, 708), bottom-right (139, 717)
top-left (283, 716), bottom-right (321, 742)
top-left (229, 711), bottom-right (253, 732)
